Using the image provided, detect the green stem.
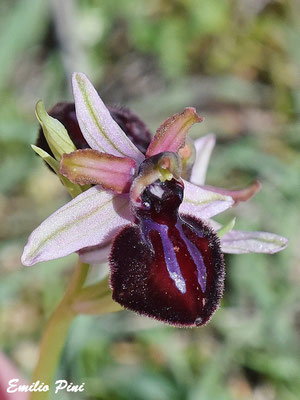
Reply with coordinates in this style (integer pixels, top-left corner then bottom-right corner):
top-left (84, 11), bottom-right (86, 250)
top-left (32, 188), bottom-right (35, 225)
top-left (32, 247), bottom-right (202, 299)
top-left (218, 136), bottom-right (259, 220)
top-left (29, 260), bottom-right (89, 400)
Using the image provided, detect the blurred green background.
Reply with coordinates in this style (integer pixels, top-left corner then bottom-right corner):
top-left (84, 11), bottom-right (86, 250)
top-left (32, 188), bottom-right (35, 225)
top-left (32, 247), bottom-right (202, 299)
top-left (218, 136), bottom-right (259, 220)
top-left (0, 0), bottom-right (299, 399)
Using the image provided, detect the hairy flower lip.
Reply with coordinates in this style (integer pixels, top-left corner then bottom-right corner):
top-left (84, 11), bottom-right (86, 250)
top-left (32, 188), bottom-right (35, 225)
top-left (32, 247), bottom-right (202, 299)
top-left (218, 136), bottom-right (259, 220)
top-left (110, 173), bottom-right (226, 328)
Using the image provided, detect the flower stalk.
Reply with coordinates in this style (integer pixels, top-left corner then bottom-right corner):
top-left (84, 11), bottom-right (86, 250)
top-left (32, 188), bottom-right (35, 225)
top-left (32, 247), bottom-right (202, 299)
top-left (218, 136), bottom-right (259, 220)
top-left (29, 260), bottom-right (89, 400)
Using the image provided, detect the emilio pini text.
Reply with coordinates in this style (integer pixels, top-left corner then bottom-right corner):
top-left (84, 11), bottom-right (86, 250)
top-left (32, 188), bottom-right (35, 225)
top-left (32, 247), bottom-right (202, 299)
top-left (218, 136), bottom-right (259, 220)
top-left (7, 379), bottom-right (85, 395)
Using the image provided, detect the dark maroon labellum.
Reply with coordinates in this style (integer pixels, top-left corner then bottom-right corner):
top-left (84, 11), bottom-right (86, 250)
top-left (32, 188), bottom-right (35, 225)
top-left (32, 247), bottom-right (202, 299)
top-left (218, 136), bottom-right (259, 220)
top-left (110, 177), bottom-right (225, 327)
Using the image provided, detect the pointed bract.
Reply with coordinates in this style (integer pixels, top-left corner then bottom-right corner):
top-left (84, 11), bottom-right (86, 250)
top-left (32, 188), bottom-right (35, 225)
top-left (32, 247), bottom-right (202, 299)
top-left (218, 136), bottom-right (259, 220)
top-left (146, 108), bottom-right (203, 157)
top-left (72, 73), bottom-right (144, 162)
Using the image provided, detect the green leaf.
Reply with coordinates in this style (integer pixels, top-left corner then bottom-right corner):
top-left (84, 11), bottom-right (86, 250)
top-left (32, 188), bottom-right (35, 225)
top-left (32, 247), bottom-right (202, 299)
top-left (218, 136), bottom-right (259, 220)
top-left (35, 100), bottom-right (76, 161)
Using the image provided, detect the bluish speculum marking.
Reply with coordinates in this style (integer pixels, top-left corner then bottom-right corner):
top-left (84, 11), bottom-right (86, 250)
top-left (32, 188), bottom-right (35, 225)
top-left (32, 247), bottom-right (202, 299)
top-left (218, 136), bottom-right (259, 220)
top-left (175, 221), bottom-right (207, 292)
top-left (141, 218), bottom-right (187, 293)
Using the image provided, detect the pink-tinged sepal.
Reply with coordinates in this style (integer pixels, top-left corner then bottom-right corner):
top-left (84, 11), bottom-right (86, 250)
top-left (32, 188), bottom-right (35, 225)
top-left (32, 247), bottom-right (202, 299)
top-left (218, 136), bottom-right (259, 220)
top-left (146, 108), bottom-right (204, 157)
top-left (110, 178), bottom-right (225, 327)
top-left (60, 149), bottom-right (136, 194)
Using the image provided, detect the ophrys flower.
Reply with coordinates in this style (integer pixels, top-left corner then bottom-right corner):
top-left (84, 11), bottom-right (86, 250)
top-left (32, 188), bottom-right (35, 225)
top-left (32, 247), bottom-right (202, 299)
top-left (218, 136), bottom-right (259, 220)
top-left (22, 73), bottom-right (287, 327)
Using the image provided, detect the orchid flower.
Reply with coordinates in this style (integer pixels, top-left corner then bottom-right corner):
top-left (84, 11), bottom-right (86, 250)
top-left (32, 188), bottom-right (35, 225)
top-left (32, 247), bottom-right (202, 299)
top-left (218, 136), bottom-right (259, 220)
top-left (22, 73), bottom-right (287, 327)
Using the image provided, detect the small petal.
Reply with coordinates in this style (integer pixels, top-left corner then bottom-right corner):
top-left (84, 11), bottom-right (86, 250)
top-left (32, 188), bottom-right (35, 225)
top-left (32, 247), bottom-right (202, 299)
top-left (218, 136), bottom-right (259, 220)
top-left (61, 149), bottom-right (136, 194)
top-left (201, 180), bottom-right (261, 205)
top-left (72, 72), bottom-right (144, 162)
top-left (130, 152), bottom-right (182, 208)
top-left (190, 134), bottom-right (216, 185)
top-left (21, 186), bottom-right (132, 266)
top-left (78, 241), bottom-right (112, 264)
top-left (35, 100), bottom-right (76, 160)
top-left (180, 180), bottom-right (234, 219)
top-left (220, 230), bottom-right (288, 254)
top-left (146, 107), bottom-right (204, 157)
